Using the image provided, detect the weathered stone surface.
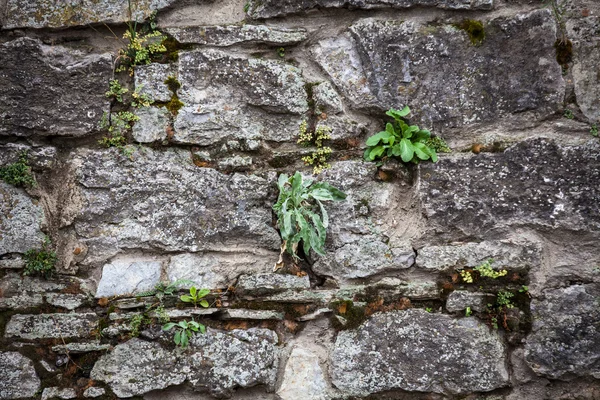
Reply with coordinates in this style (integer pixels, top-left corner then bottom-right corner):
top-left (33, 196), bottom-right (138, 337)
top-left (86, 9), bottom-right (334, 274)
top-left (219, 309), bottom-right (284, 320)
top-left (0, 38), bottom-right (111, 137)
top-left (311, 161), bottom-right (415, 281)
top-left (135, 63), bottom-right (176, 103)
top-left (91, 339), bottom-right (186, 398)
top-left (72, 148), bottom-right (280, 266)
top-left (132, 107), bottom-right (170, 143)
top-left (174, 49), bottom-right (307, 145)
top-left (312, 81), bottom-right (344, 115)
top-left (0, 272), bottom-right (44, 310)
top-left (446, 290), bottom-right (494, 312)
top-left (83, 387), bottom-right (105, 398)
top-left (4, 313), bottom-right (98, 340)
top-left (278, 347), bottom-right (329, 400)
top-left (236, 273), bottom-right (310, 296)
top-left (52, 342), bottom-right (111, 354)
top-left (569, 16), bottom-right (600, 122)
top-left (45, 293), bottom-right (88, 310)
top-left (0, 352), bottom-right (40, 399)
top-left (314, 10), bottom-right (564, 126)
top-left (3, 0), bottom-right (177, 29)
top-left (416, 241), bottom-right (541, 272)
top-left (525, 284), bottom-right (600, 379)
top-left (41, 387), bottom-right (77, 400)
top-left (187, 328), bottom-right (280, 397)
top-left (246, 0), bottom-right (493, 18)
top-left (330, 309), bottom-right (509, 396)
top-left (163, 25), bottom-right (308, 46)
top-left (0, 144), bottom-right (58, 169)
top-left (95, 257), bottom-right (162, 298)
top-left (419, 139), bottom-right (600, 237)
top-left (166, 252), bottom-right (274, 289)
top-left (0, 183), bottom-right (45, 255)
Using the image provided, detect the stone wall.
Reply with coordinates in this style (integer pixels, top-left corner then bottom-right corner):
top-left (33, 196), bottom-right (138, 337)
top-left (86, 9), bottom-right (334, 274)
top-left (0, 0), bottom-right (599, 399)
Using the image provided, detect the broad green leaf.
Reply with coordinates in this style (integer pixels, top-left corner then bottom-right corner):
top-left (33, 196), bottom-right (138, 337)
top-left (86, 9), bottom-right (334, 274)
top-left (385, 122), bottom-right (395, 136)
top-left (386, 106), bottom-right (410, 121)
top-left (302, 176), bottom-right (313, 188)
top-left (180, 295), bottom-right (192, 302)
top-left (181, 333), bottom-right (188, 347)
top-left (190, 286), bottom-right (197, 297)
top-left (291, 172), bottom-right (303, 199)
top-left (189, 321), bottom-right (200, 328)
top-left (363, 147), bottom-right (371, 160)
top-left (413, 129), bottom-right (431, 141)
top-left (399, 138), bottom-right (415, 163)
top-left (200, 299), bottom-right (209, 308)
top-left (310, 188), bottom-right (334, 201)
top-left (413, 142), bottom-right (430, 160)
top-left (277, 173), bottom-right (288, 191)
top-left (316, 199), bottom-right (329, 228)
top-left (430, 148), bottom-right (438, 162)
top-left (199, 324), bottom-right (206, 334)
top-left (197, 289), bottom-right (210, 298)
top-left (311, 182), bottom-right (346, 201)
top-left (392, 143), bottom-right (402, 157)
top-left (178, 321), bottom-right (188, 328)
top-left (162, 322), bottom-right (176, 331)
top-left (174, 330), bottom-right (181, 345)
top-left (368, 145), bottom-right (385, 160)
top-left (365, 131), bottom-right (389, 146)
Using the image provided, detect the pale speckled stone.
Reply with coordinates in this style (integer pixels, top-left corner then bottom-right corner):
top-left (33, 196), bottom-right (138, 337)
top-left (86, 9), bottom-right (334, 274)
top-left (236, 273), bottom-right (310, 296)
top-left (163, 25), bottom-right (308, 46)
top-left (0, 183), bottom-right (45, 255)
top-left (41, 387), bottom-right (77, 400)
top-left (4, 313), bottom-right (98, 340)
top-left (219, 309), bottom-right (284, 320)
top-left (83, 387), bottom-right (106, 398)
top-left (278, 347), bottom-right (329, 400)
top-left (0, 352), bottom-right (40, 399)
top-left (135, 63), bottom-right (176, 103)
top-left (95, 257), bottom-right (162, 298)
top-left (132, 107), bottom-right (170, 143)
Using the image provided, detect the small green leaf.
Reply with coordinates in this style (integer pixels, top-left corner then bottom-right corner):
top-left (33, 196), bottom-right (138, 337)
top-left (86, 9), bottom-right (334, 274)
top-left (178, 321), bottom-right (188, 328)
top-left (199, 299), bottom-right (209, 308)
top-left (180, 295), bottom-right (192, 302)
top-left (197, 289), bottom-right (210, 298)
top-left (174, 330), bottom-right (181, 345)
top-left (162, 322), bottom-right (176, 331)
top-left (199, 324), bottom-right (206, 334)
top-left (413, 142), bottom-right (431, 160)
top-left (190, 286), bottom-right (197, 297)
top-left (430, 148), bottom-right (438, 162)
top-left (316, 199), bottom-right (329, 228)
top-left (399, 138), bottom-right (414, 162)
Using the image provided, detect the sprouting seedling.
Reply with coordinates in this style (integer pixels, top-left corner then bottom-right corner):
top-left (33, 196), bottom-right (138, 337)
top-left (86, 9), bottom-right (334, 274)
top-left (180, 286), bottom-right (210, 308)
top-left (162, 318), bottom-right (205, 348)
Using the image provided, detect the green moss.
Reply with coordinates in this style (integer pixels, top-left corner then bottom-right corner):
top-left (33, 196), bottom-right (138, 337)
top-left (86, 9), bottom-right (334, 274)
top-left (164, 76), bottom-right (181, 93)
top-left (455, 19), bottom-right (486, 46)
top-left (165, 94), bottom-right (184, 116)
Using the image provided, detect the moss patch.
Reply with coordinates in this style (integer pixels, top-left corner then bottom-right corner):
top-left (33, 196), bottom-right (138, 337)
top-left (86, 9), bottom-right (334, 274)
top-left (164, 76), bottom-right (181, 93)
top-left (455, 19), bottom-right (486, 46)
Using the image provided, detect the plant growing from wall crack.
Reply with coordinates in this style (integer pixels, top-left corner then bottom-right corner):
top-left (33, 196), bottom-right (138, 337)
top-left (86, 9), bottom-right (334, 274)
top-left (162, 319), bottom-right (205, 348)
top-left (0, 151), bottom-right (36, 188)
top-left (273, 172), bottom-right (346, 267)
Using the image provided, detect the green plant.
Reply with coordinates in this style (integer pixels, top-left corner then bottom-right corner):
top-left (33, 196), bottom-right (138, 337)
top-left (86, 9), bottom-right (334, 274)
top-left (153, 305), bottom-right (171, 324)
top-left (590, 124), bottom-right (598, 137)
top-left (99, 111), bottom-right (138, 150)
top-left (273, 172), bottom-right (346, 259)
top-left (277, 47), bottom-right (285, 58)
top-left (162, 319), bottom-right (205, 348)
top-left (454, 19), bottom-right (486, 46)
top-left (116, 3), bottom-right (166, 75)
top-left (298, 122), bottom-right (333, 175)
top-left (460, 270), bottom-right (473, 283)
top-left (491, 316), bottom-right (499, 329)
top-left (105, 79), bottom-right (128, 103)
top-left (425, 307), bottom-right (433, 313)
top-left (564, 109), bottom-right (574, 119)
top-left (243, 1), bottom-right (250, 13)
top-left (180, 286), bottom-right (210, 308)
top-left (23, 237), bottom-right (57, 278)
top-left (519, 285), bottom-right (529, 293)
top-left (474, 259), bottom-right (507, 279)
top-left (129, 313), bottom-right (147, 337)
top-left (138, 279), bottom-right (196, 301)
top-left (424, 136), bottom-right (451, 153)
top-left (364, 106), bottom-right (438, 164)
top-left (465, 306), bottom-right (472, 317)
top-left (0, 151), bottom-right (36, 188)
top-left (496, 291), bottom-right (515, 309)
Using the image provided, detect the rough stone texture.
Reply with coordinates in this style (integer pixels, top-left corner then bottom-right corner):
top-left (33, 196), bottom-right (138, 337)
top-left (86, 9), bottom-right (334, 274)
top-left (41, 387), bottom-right (77, 400)
top-left (312, 81), bottom-right (344, 115)
top-left (311, 161), bottom-right (416, 281)
top-left (83, 387), bottom-right (105, 398)
top-left (0, 182), bottom-right (45, 255)
top-left (416, 241), bottom-right (542, 272)
top-left (52, 342), bottom-right (111, 354)
top-left (330, 309), bottom-right (509, 396)
top-left (246, 0), bottom-right (493, 18)
top-left (314, 10), bottom-right (564, 126)
top-left (277, 347), bottom-right (329, 400)
top-left (187, 328), bottom-right (280, 397)
top-left (132, 107), bottom-right (170, 143)
top-left (93, 329), bottom-right (280, 397)
top-left (163, 25), bottom-right (308, 46)
top-left (91, 339), bottom-right (186, 398)
top-left (4, 313), bottom-right (98, 340)
top-left (569, 16), bottom-right (600, 122)
top-left (446, 290), bottom-right (494, 312)
top-left (0, 38), bottom-right (111, 137)
top-left (0, 352), bottom-right (40, 399)
top-left (0, 272), bottom-right (68, 310)
top-left (236, 273), bottom-right (310, 296)
top-left (525, 284), bottom-right (600, 379)
top-left (174, 49), bottom-right (307, 145)
top-left (0, 144), bottom-right (58, 169)
top-left (95, 257), bottom-right (162, 298)
top-left (72, 148), bottom-right (280, 266)
top-left (135, 64), bottom-right (176, 103)
top-left (45, 293), bottom-right (87, 310)
top-left (166, 252), bottom-right (275, 289)
top-left (419, 139), bottom-right (600, 237)
top-left (2, 0), bottom-right (178, 29)
top-left (219, 309), bottom-right (284, 320)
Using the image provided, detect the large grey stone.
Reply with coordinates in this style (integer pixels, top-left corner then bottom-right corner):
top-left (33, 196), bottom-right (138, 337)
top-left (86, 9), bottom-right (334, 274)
top-left (277, 347), bottom-right (329, 400)
top-left (416, 241), bottom-right (542, 272)
top-left (187, 328), bottom-right (280, 397)
top-left (72, 148), bottom-right (280, 266)
top-left (166, 252), bottom-right (275, 290)
top-left (132, 107), bottom-right (170, 143)
top-left (135, 63), bottom-right (176, 103)
top-left (525, 284), bottom-right (600, 379)
top-left (95, 257), bottom-right (162, 298)
top-left (0, 183), bottom-right (45, 255)
top-left (0, 144), bottom-right (57, 169)
top-left (4, 313), bottom-right (98, 340)
top-left (446, 290), bottom-right (494, 313)
top-left (569, 16), bottom-right (600, 122)
top-left (419, 139), bottom-right (600, 237)
top-left (3, 0), bottom-right (178, 29)
top-left (314, 10), bottom-right (564, 127)
top-left (0, 38), bottom-right (111, 137)
top-left (330, 309), bottom-right (509, 396)
top-left (311, 161), bottom-right (415, 281)
top-left (246, 0), bottom-right (493, 18)
top-left (173, 49), bottom-right (307, 145)
top-left (163, 25), bottom-right (308, 46)
top-left (0, 352), bottom-right (40, 399)
top-left (41, 387), bottom-right (77, 400)
top-left (91, 339), bottom-right (186, 398)
top-left (236, 273), bottom-right (310, 296)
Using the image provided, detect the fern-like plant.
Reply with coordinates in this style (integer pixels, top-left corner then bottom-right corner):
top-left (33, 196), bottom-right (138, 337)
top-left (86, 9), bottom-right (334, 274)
top-left (364, 106), bottom-right (438, 164)
top-left (273, 172), bottom-right (346, 259)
